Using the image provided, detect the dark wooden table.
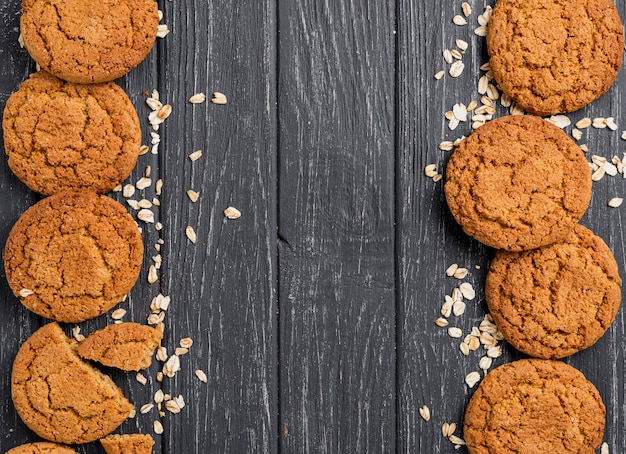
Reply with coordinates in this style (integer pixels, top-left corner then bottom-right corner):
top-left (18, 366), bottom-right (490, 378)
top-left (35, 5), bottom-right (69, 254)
top-left (1, 0), bottom-right (625, 452)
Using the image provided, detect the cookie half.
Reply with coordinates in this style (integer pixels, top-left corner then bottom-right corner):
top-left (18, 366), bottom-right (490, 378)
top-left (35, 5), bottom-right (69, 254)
top-left (21, 0), bottom-right (159, 84)
top-left (3, 191), bottom-right (144, 322)
top-left (444, 115), bottom-right (591, 251)
top-left (77, 322), bottom-right (163, 371)
top-left (464, 359), bottom-right (605, 454)
top-left (11, 323), bottom-right (133, 444)
top-left (487, 0), bottom-right (624, 116)
top-left (6, 443), bottom-right (76, 454)
top-left (2, 71), bottom-right (141, 195)
top-left (486, 224), bottom-right (621, 358)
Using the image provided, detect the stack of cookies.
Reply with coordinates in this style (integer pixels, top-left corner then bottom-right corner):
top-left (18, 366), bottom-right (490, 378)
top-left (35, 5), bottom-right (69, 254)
top-left (2, 0), bottom-right (163, 451)
top-left (443, 0), bottom-right (624, 452)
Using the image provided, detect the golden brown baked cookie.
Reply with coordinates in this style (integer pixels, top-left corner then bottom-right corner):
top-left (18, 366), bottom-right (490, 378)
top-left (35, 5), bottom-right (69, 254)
top-left (78, 322), bottom-right (163, 371)
top-left (3, 191), bottom-right (144, 322)
top-left (6, 442), bottom-right (76, 454)
top-left (487, 0), bottom-right (624, 116)
top-left (486, 224), bottom-right (621, 359)
top-left (2, 71), bottom-right (141, 195)
top-left (464, 359), bottom-right (605, 454)
top-left (100, 434), bottom-right (155, 454)
top-left (20, 0), bottom-right (159, 84)
top-left (12, 323), bottom-right (134, 445)
top-left (444, 115), bottom-right (591, 251)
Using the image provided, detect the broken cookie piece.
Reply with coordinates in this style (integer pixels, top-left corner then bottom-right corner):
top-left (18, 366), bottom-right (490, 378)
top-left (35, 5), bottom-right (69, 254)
top-left (100, 434), bottom-right (155, 454)
top-left (78, 322), bottom-right (163, 371)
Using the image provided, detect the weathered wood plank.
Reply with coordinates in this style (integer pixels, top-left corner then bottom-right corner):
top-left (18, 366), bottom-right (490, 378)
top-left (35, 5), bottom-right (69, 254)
top-left (277, 1), bottom-right (396, 452)
top-left (157, 1), bottom-right (277, 453)
top-left (397, 0), bottom-right (626, 452)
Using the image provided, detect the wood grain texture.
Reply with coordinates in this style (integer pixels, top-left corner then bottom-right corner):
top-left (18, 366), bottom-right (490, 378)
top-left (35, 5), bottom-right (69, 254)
top-left (277, 0), bottom-right (396, 452)
top-left (397, 0), bottom-right (626, 452)
top-left (157, 0), bottom-right (277, 453)
top-left (1, 0), bottom-right (626, 452)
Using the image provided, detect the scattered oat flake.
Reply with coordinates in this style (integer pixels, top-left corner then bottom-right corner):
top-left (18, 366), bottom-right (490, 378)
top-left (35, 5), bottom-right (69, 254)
top-left (449, 435), bottom-right (466, 446)
top-left (453, 267), bottom-right (468, 279)
top-left (474, 25), bottom-right (487, 36)
top-left (189, 150), bottom-right (203, 161)
top-left (452, 103), bottom-right (468, 122)
top-left (608, 198), bottom-right (623, 208)
top-left (461, 2), bottom-right (471, 16)
top-left (419, 405), bottom-right (431, 421)
top-left (136, 373), bottom-right (148, 385)
top-left (434, 70), bottom-right (445, 80)
top-left (136, 177), bottom-right (152, 190)
top-left (189, 93), bottom-right (206, 104)
top-left (72, 326), bottom-right (85, 342)
top-left (439, 141), bottom-right (454, 151)
top-left (576, 117), bottom-right (592, 129)
top-left (479, 356), bottom-right (492, 370)
top-left (195, 369), bottom-right (208, 383)
top-left (449, 61), bottom-right (465, 78)
top-left (224, 206), bottom-right (242, 219)
top-left (445, 263), bottom-right (459, 277)
top-left (452, 300), bottom-right (466, 317)
top-left (452, 15), bottom-right (467, 25)
top-left (180, 337), bottom-right (193, 348)
top-left (465, 371), bottom-right (481, 388)
top-left (186, 226), bottom-right (197, 243)
top-left (443, 49), bottom-right (453, 64)
top-left (572, 128), bottom-right (582, 141)
top-left (459, 342), bottom-right (470, 356)
top-left (141, 403), bottom-right (154, 414)
top-left (593, 117), bottom-right (608, 129)
top-left (164, 355), bottom-right (181, 377)
top-left (424, 164), bottom-right (438, 177)
top-left (212, 92), bottom-right (228, 104)
top-left (601, 442), bottom-right (609, 454)
top-left (459, 282), bottom-right (475, 300)
top-left (138, 209), bottom-right (155, 223)
top-left (187, 189), bottom-right (200, 202)
top-left (123, 184), bottom-right (135, 198)
top-left (148, 265), bottom-right (158, 284)
top-left (111, 309), bottom-right (127, 320)
top-left (19, 288), bottom-right (34, 297)
top-left (547, 115), bottom-right (571, 129)
top-left (435, 317), bottom-right (449, 327)
top-left (448, 327), bottom-right (463, 338)
top-left (156, 24), bottom-right (170, 38)
top-left (153, 420), bottom-right (164, 435)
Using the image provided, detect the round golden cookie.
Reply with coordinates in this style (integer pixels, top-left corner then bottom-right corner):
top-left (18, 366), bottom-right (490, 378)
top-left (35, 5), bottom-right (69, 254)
top-left (487, 0), bottom-right (624, 116)
top-left (6, 443), bottom-right (76, 454)
top-left (444, 115), bottom-right (591, 251)
top-left (12, 323), bottom-right (133, 445)
top-left (464, 359), bottom-right (605, 454)
top-left (3, 191), bottom-right (143, 323)
top-left (20, 0), bottom-right (159, 84)
top-left (2, 71), bottom-right (141, 195)
top-left (486, 224), bottom-right (621, 359)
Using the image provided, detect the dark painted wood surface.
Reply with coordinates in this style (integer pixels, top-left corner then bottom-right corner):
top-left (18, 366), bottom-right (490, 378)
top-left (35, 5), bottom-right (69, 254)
top-left (0, 0), bottom-right (625, 453)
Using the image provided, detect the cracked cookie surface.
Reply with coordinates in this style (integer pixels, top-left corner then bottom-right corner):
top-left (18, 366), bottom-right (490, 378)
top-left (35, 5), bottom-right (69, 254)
top-left (464, 359), bottom-right (605, 454)
top-left (487, 0), bottom-right (624, 116)
top-left (444, 115), bottom-right (591, 251)
top-left (11, 323), bottom-right (133, 444)
top-left (4, 190), bottom-right (143, 322)
top-left (100, 434), bottom-right (155, 454)
top-left (20, 0), bottom-right (159, 84)
top-left (486, 224), bottom-right (621, 359)
top-left (6, 442), bottom-right (76, 453)
top-left (3, 71), bottom-right (141, 195)
top-left (78, 322), bottom-right (163, 371)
